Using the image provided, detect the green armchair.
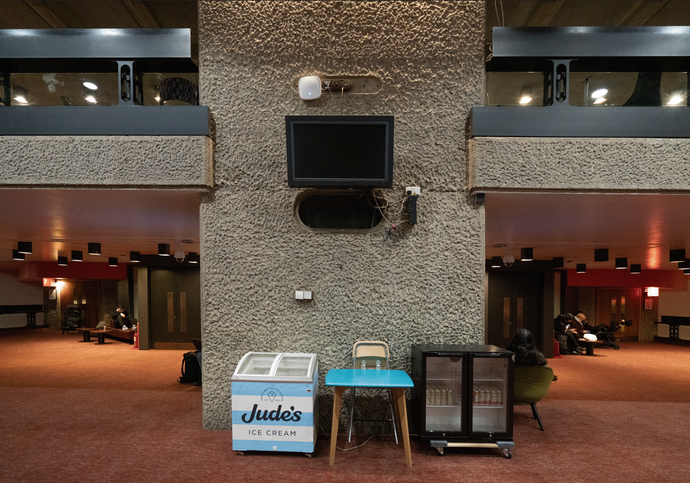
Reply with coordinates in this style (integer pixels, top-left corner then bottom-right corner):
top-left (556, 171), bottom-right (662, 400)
top-left (513, 364), bottom-right (553, 431)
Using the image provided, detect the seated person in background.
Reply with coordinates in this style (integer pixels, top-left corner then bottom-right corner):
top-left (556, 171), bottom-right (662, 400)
top-left (563, 313), bottom-right (585, 354)
top-left (111, 304), bottom-right (132, 329)
top-left (507, 329), bottom-right (557, 380)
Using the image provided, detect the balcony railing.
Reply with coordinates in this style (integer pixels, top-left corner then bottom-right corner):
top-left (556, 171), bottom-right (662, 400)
top-left (0, 29), bottom-right (209, 136)
top-left (473, 27), bottom-right (690, 138)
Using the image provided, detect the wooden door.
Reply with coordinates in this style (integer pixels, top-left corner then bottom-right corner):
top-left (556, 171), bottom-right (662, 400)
top-left (596, 288), bottom-right (641, 340)
top-left (487, 271), bottom-right (543, 349)
top-left (59, 281), bottom-right (100, 327)
top-left (149, 269), bottom-right (200, 349)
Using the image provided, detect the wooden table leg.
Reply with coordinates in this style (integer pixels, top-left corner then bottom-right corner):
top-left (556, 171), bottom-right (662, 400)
top-left (392, 388), bottom-right (412, 468)
top-left (329, 386), bottom-right (346, 465)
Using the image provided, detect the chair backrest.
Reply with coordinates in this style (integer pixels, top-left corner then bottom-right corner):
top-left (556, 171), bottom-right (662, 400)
top-left (513, 364), bottom-right (553, 404)
top-left (352, 341), bottom-right (390, 370)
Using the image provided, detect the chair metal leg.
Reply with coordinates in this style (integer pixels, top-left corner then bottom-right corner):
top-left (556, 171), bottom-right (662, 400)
top-left (531, 402), bottom-right (544, 431)
top-left (388, 389), bottom-right (399, 444)
top-left (347, 387), bottom-right (356, 443)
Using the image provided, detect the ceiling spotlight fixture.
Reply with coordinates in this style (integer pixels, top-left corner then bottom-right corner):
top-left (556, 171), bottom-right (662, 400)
top-left (552, 257), bottom-right (564, 268)
top-left (670, 249), bottom-right (685, 263)
top-left (174, 245), bottom-right (185, 263)
top-left (615, 257), bottom-right (627, 269)
top-left (519, 86), bottom-right (532, 105)
top-left (88, 243), bottom-right (101, 255)
top-left (298, 75), bottom-right (322, 100)
top-left (13, 86), bottom-right (28, 104)
top-left (678, 259), bottom-right (690, 270)
top-left (58, 256), bottom-right (68, 266)
top-left (594, 248), bottom-right (609, 262)
top-left (18, 241), bottom-right (32, 254)
top-left (129, 251), bottom-right (141, 263)
top-left (576, 263), bottom-right (586, 273)
top-left (12, 250), bottom-right (25, 261)
top-left (591, 88), bottom-right (608, 99)
top-left (630, 264), bottom-right (641, 274)
top-left (71, 250), bottom-right (83, 262)
top-left (187, 252), bottom-right (199, 264)
top-left (502, 246), bottom-right (515, 268)
top-left (668, 95), bottom-right (684, 106)
top-left (82, 81), bottom-right (98, 90)
top-left (158, 243), bottom-right (170, 256)
top-left (108, 257), bottom-right (118, 267)
top-left (490, 256), bottom-right (502, 268)
top-left (520, 247), bottom-right (533, 261)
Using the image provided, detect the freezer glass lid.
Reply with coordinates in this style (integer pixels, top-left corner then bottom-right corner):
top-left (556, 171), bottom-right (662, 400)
top-left (235, 353), bottom-right (279, 375)
top-left (274, 354), bottom-right (314, 377)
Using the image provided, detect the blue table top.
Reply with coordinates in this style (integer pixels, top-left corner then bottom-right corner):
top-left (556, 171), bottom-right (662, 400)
top-left (325, 369), bottom-right (414, 388)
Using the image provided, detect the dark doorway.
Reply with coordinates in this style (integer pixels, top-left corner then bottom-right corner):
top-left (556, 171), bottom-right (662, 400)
top-left (59, 281), bottom-right (100, 327)
top-left (149, 269), bottom-right (200, 349)
top-left (487, 271), bottom-right (544, 350)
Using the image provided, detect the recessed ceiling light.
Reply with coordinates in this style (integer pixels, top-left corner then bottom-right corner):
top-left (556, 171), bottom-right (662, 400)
top-left (591, 88), bottom-right (608, 98)
top-left (668, 95), bottom-right (683, 106)
top-left (85, 96), bottom-right (97, 104)
top-left (83, 82), bottom-right (98, 90)
top-left (593, 97), bottom-right (607, 105)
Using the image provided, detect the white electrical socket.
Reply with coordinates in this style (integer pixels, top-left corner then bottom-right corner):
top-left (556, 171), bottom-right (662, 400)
top-left (295, 290), bottom-right (304, 300)
top-left (303, 291), bottom-right (312, 300)
top-left (406, 186), bottom-right (421, 195)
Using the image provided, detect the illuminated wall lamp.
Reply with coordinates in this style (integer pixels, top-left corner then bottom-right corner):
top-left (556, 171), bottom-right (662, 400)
top-left (646, 287), bottom-right (659, 297)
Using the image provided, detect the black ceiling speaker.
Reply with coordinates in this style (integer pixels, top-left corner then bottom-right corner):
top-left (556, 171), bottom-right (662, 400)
top-left (17, 241), bottom-right (32, 254)
top-left (670, 249), bottom-right (686, 263)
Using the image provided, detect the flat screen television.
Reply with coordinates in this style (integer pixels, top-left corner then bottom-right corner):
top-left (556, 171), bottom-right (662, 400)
top-left (286, 115), bottom-right (394, 187)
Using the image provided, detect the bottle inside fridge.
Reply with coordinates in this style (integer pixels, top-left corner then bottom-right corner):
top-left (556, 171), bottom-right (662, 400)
top-left (472, 357), bottom-right (508, 433)
top-left (425, 355), bottom-right (462, 432)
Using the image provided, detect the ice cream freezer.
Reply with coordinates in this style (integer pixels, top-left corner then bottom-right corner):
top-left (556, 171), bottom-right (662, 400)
top-left (231, 352), bottom-right (318, 455)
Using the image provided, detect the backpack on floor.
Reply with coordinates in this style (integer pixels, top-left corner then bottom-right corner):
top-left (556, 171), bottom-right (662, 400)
top-left (178, 351), bottom-right (201, 385)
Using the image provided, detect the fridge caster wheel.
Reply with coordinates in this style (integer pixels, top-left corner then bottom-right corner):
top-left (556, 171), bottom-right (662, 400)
top-left (436, 447), bottom-right (445, 456)
top-left (305, 453), bottom-right (312, 458)
top-left (503, 448), bottom-right (512, 459)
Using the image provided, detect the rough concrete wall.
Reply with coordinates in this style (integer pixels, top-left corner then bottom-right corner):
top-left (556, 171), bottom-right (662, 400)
top-left (0, 136), bottom-right (212, 187)
top-left (199, 1), bottom-right (485, 429)
top-left (470, 137), bottom-right (690, 191)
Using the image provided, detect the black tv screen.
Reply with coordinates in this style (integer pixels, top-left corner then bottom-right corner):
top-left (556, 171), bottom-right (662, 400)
top-left (286, 115), bottom-right (394, 187)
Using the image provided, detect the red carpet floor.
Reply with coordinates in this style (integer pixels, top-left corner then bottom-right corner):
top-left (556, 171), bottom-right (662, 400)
top-left (1, 328), bottom-right (689, 482)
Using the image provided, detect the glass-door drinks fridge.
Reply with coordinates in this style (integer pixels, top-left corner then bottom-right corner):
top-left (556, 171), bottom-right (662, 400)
top-left (411, 344), bottom-right (514, 458)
